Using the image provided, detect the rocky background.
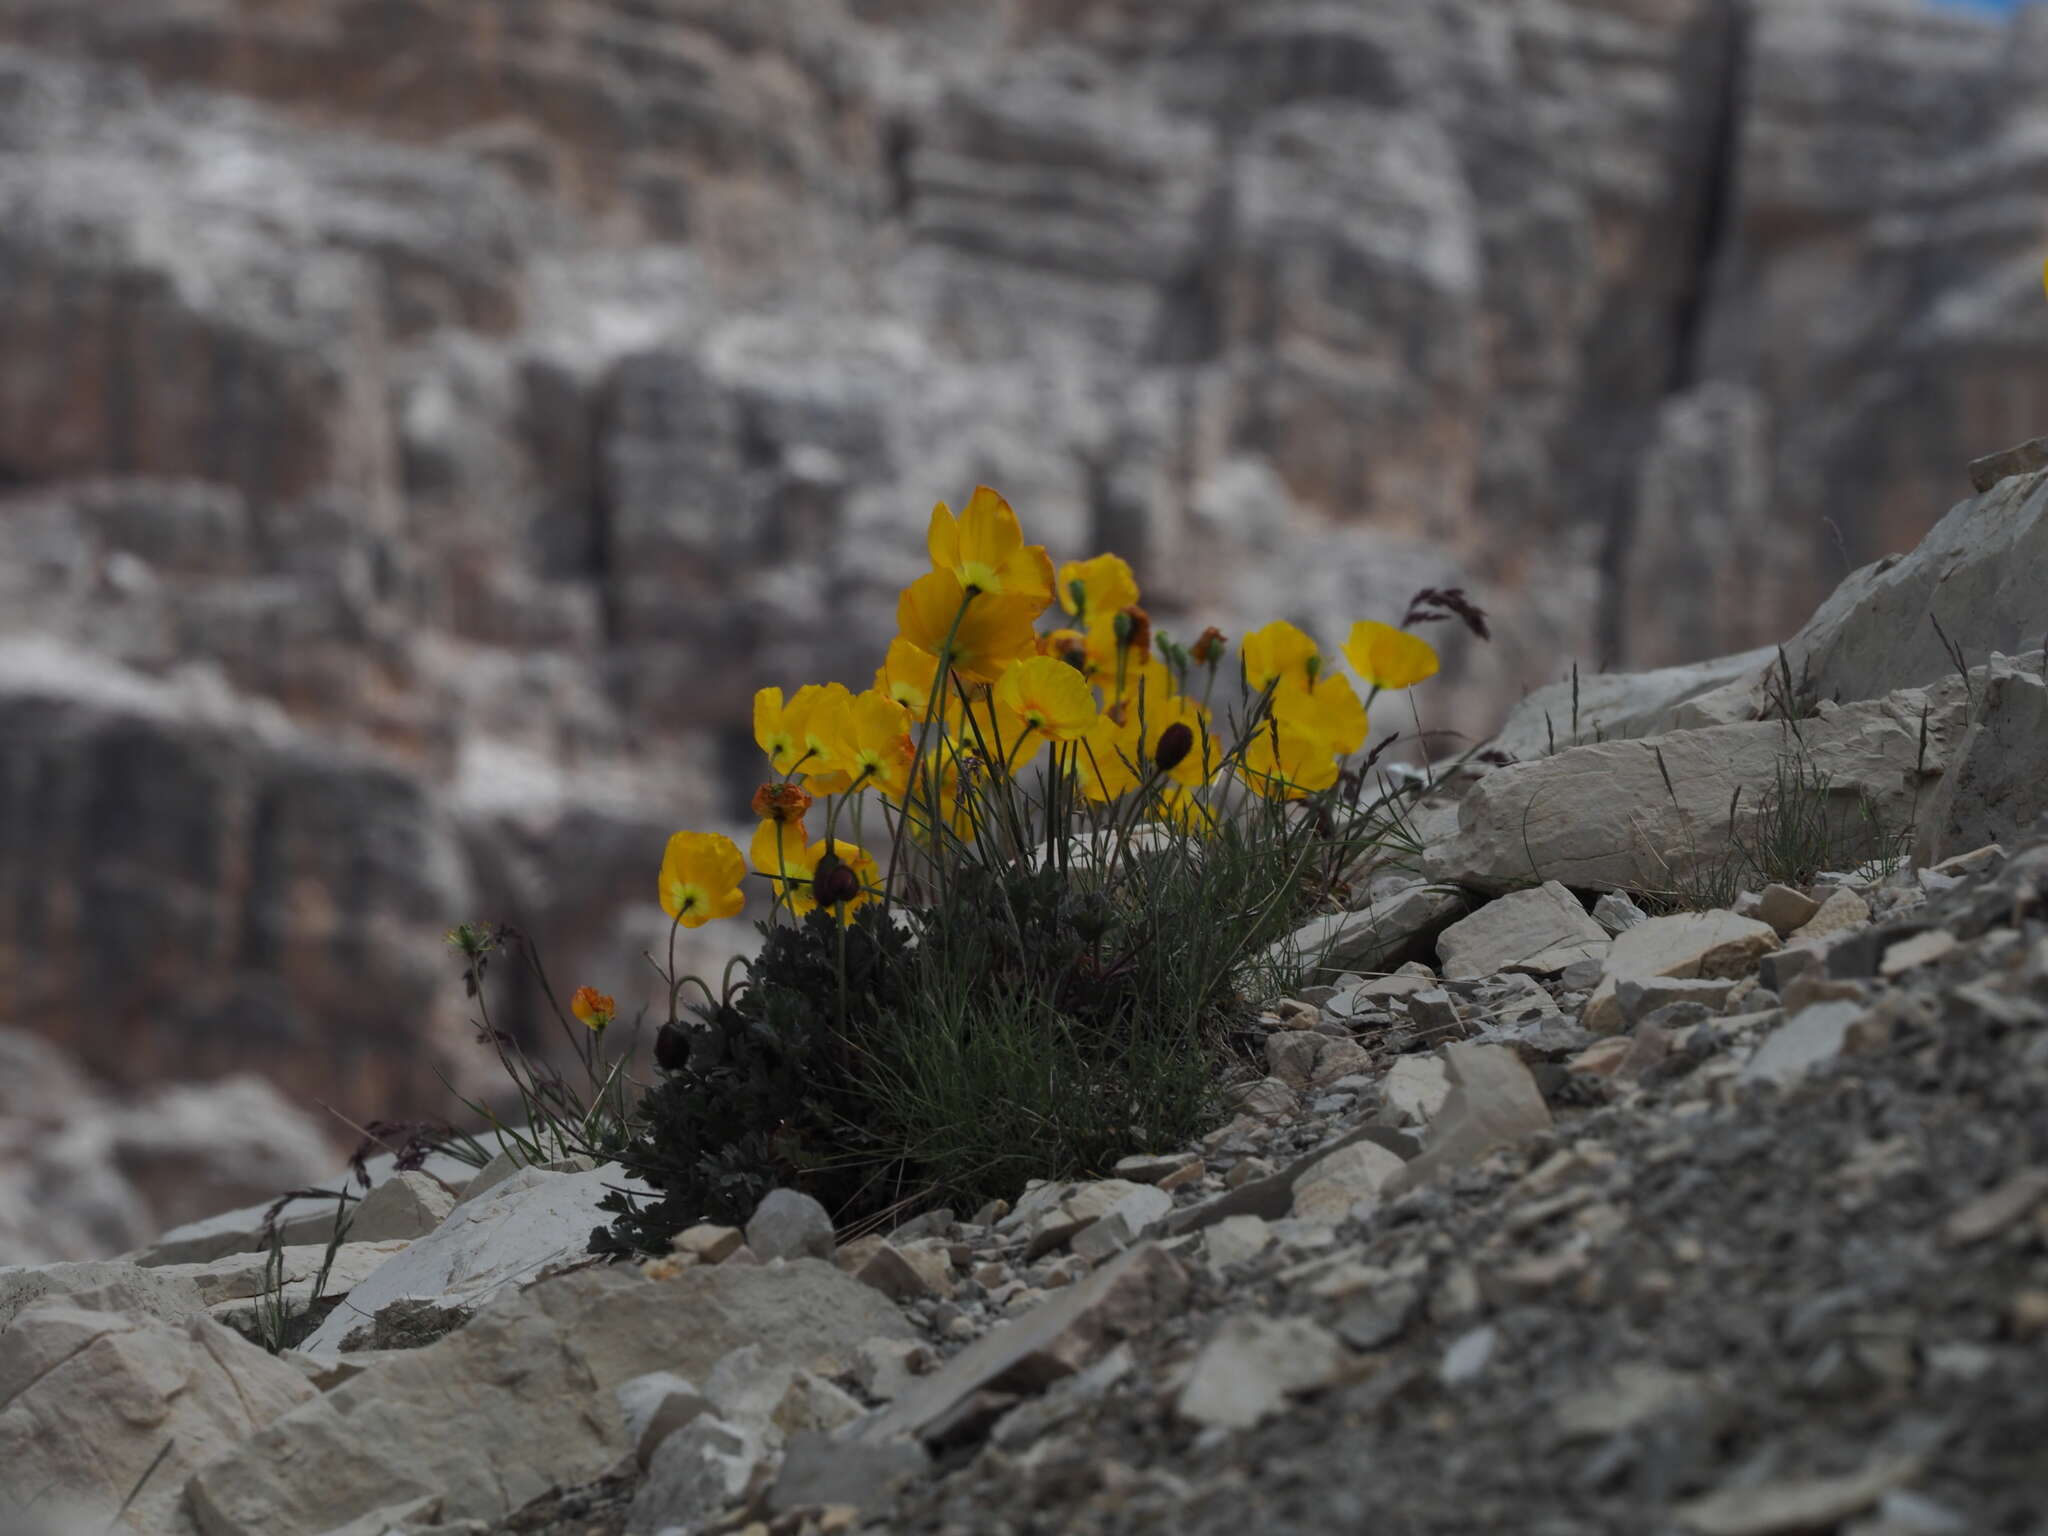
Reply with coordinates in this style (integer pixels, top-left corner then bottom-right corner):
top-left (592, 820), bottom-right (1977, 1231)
top-left (2, 0), bottom-right (2047, 1212)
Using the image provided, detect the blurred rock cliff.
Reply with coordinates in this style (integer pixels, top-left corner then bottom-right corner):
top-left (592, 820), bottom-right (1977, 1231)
top-left (0, 0), bottom-right (2044, 1130)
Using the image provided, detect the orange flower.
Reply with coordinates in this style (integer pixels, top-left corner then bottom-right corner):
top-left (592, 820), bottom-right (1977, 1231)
top-left (570, 986), bottom-right (615, 1031)
top-left (1190, 626), bottom-right (1226, 666)
top-left (751, 781), bottom-right (813, 825)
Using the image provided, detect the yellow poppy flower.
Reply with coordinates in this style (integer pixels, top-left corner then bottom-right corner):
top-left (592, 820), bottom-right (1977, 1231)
top-left (1237, 721), bottom-right (1340, 801)
top-left (1074, 711), bottom-right (1142, 803)
top-left (875, 635), bottom-right (954, 725)
top-left (821, 689), bottom-right (917, 800)
top-left (993, 656), bottom-right (1099, 743)
top-left (897, 569), bottom-right (1042, 685)
top-left (750, 816), bottom-right (810, 910)
top-left (754, 687), bottom-right (803, 775)
top-left (1272, 672), bottom-right (1368, 756)
top-left (1056, 553), bottom-right (1140, 628)
top-left (658, 831), bottom-right (747, 927)
top-left (570, 986), bottom-right (615, 1031)
top-left (927, 486), bottom-right (1055, 600)
top-left (1240, 620), bottom-right (1321, 693)
top-left (786, 682), bottom-right (856, 795)
top-left (1155, 785), bottom-right (1218, 837)
top-left (1343, 620), bottom-right (1440, 692)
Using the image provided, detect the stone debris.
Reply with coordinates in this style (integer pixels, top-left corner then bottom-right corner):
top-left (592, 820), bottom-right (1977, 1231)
top-left (616, 1370), bottom-right (711, 1468)
top-left (1276, 886), bottom-right (1468, 979)
top-left (1754, 883), bottom-right (1823, 935)
top-left (1879, 928), bottom-right (1958, 977)
top-left (1675, 1453), bottom-right (1923, 1536)
top-left (1380, 1055), bottom-right (1453, 1126)
top-left (1290, 1140), bottom-right (1408, 1223)
top-left (1791, 886), bottom-right (1873, 945)
top-left (1386, 1044), bottom-right (1553, 1194)
top-left (1741, 1000), bottom-right (1871, 1086)
top-left (1592, 890), bottom-right (1651, 935)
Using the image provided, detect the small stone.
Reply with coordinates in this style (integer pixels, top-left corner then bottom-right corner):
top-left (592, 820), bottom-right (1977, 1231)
top-left (1616, 975), bottom-right (1736, 1026)
top-left (1879, 929), bottom-right (1958, 977)
top-left (1335, 1280), bottom-right (1419, 1349)
top-left (1675, 1453), bottom-right (1921, 1536)
top-left (1439, 1323), bottom-right (1496, 1385)
top-left (746, 1189), bottom-right (836, 1263)
top-left (1592, 891), bottom-right (1649, 936)
top-left (1741, 1000), bottom-right (1869, 1086)
top-left (614, 1371), bottom-right (710, 1469)
top-left (1112, 1152), bottom-right (1203, 1186)
top-left (1429, 1262), bottom-right (1481, 1324)
top-left (1567, 1037), bottom-right (1633, 1078)
top-left (1354, 972), bottom-right (1434, 1002)
top-left (1942, 1168), bottom-right (2048, 1247)
top-left (2008, 1289), bottom-right (2048, 1339)
top-left (343, 1170), bottom-right (459, 1244)
top-left (1158, 1159), bottom-right (1205, 1193)
top-left (674, 1224), bottom-right (746, 1263)
top-left (853, 1240), bottom-right (956, 1301)
top-left (1759, 946), bottom-right (1821, 992)
top-left (1407, 989), bottom-right (1462, 1031)
top-left (625, 1416), bottom-right (764, 1535)
top-left (1584, 911), bottom-right (1780, 1035)
top-left (1967, 434), bottom-right (2048, 492)
top-left (1225, 1157), bottom-right (1275, 1190)
top-left (1929, 843), bottom-right (2003, 880)
top-left (1201, 1214), bottom-right (1273, 1271)
top-left (1381, 1055), bottom-right (1452, 1126)
top-left (1386, 1043), bottom-right (1553, 1193)
top-left (773, 1370), bottom-right (868, 1436)
top-left (1754, 883), bottom-right (1822, 935)
top-left (1790, 887), bottom-right (1871, 944)
top-left (854, 1337), bottom-right (935, 1402)
top-left (1225, 1077), bottom-right (1300, 1121)
top-left (1290, 1140), bottom-right (1407, 1223)
top-left (1175, 1315), bottom-right (1346, 1429)
top-left (1435, 882), bottom-right (1610, 981)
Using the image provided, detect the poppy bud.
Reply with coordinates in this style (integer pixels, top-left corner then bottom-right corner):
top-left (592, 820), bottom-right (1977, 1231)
top-left (751, 781), bottom-right (813, 824)
top-left (1191, 627), bottom-right (1226, 665)
top-left (654, 1022), bottom-right (690, 1073)
top-left (1154, 721), bottom-right (1194, 773)
top-left (811, 852), bottom-right (862, 907)
top-left (1115, 605), bottom-right (1152, 655)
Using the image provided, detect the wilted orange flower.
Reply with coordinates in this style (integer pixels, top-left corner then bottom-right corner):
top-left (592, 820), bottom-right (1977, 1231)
top-left (570, 986), bottom-right (615, 1031)
top-left (1190, 626), bottom-right (1226, 665)
top-left (1115, 605), bottom-right (1152, 656)
top-left (751, 781), bottom-right (813, 824)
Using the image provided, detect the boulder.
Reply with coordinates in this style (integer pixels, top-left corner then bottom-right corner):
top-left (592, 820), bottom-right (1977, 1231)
top-left (746, 1189), bottom-right (837, 1263)
top-left (1428, 677), bottom-right (1970, 896)
top-left (0, 1301), bottom-right (316, 1534)
top-left (1276, 886), bottom-right (1468, 979)
top-left (187, 1260), bottom-right (911, 1535)
top-left (298, 1163), bottom-right (653, 1353)
top-left (1912, 656), bottom-right (2048, 865)
top-left (0, 1262), bottom-right (205, 1332)
top-left (1490, 647), bottom-right (1778, 761)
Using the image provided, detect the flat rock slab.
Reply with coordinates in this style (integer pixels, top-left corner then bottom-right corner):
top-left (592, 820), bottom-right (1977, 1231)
top-left (189, 1260), bottom-right (910, 1535)
top-left (1275, 886), bottom-right (1468, 979)
top-left (1584, 912), bottom-right (1779, 1035)
top-left (853, 1244), bottom-right (1189, 1446)
top-left (299, 1163), bottom-right (653, 1353)
top-left (1426, 682), bottom-right (1969, 895)
top-left (1175, 1315), bottom-right (1346, 1429)
top-left (1, 1301), bottom-right (316, 1534)
top-left (1435, 881), bottom-right (1609, 981)
top-left (0, 1260), bottom-right (206, 1332)
top-left (1385, 1044), bottom-right (1552, 1195)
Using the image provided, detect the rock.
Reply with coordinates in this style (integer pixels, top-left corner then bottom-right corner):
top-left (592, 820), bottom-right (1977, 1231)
top-left (0, 1261), bottom-right (205, 1332)
top-left (1592, 891), bottom-right (1650, 936)
top-left (854, 1338), bottom-right (935, 1404)
top-left (1614, 975), bottom-right (1737, 1027)
top-left (299, 1163), bottom-right (653, 1353)
top-left (851, 1240), bottom-right (957, 1302)
top-left (1435, 881), bottom-right (1609, 980)
top-left (189, 1260), bottom-right (910, 1534)
top-left (1407, 989), bottom-right (1464, 1032)
top-left (1741, 1001), bottom-right (1871, 1086)
top-left (1017, 1181), bottom-right (1172, 1260)
top-left (1913, 658), bottom-right (2048, 865)
top-left (675, 1224), bottom-right (748, 1263)
top-left (1790, 887), bottom-right (1872, 945)
top-left (853, 1245), bottom-right (1188, 1446)
top-left (615, 1370), bottom-right (710, 1469)
top-left (1584, 912), bottom-right (1780, 1035)
top-left (341, 1171), bottom-right (459, 1244)
top-left (1490, 649), bottom-right (1781, 761)
top-left (1386, 1044), bottom-right (1552, 1194)
top-left (1427, 684), bottom-right (1967, 895)
top-left (1554, 1361), bottom-right (1706, 1440)
top-left (1879, 929), bottom-right (1958, 977)
top-left (1381, 1055), bottom-right (1453, 1126)
top-left (0, 1301), bottom-right (318, 1533)
top-left (746, 1188), bottom-right (837, 1263)
top-left (1967, 434), bottom-right (2048, 493)
top-left (1755, 883), bottom-right (1822, 935)
top-left (1439, 1323), bottom-right (1498, 1386)
top-left (1225, 1077), bottom-right (1301, 1122)
top-left (1112, 1152), bottom-right (1203, 1187)
top-left (1264, 1032), bottom-right (1373, 1093)
top-left (1675, 1453), bottom-right (1923, 1536)
top-left (626, 1415), bottom-right (765, 1534)
top-left (1201, 1215), bottom-right (1273, 1271)
top-left (1175, 1315), bottom-right (1346, 1429)
top-left (772, 1370), bottom-right (867, 1437)
top-left (1334, 1278), bottom-right (1421, 1350)
top-left (769, 1430), bottom-right (931, 1516)
top-left (1291, 1141), bottom-right (1408, 1224)
top-left (1941, 1169), bottom-right (2048, 1248)
top-left (1276, 887), bottom-right (1468, 980)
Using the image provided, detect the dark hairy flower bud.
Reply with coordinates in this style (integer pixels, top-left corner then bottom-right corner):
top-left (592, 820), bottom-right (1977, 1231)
top-left (1154, 721), bottom-right (1194, 774)
top-left (654, 1022), bottom-right (691, 1074)
top-left (811, 852), bottom-right (862, 907)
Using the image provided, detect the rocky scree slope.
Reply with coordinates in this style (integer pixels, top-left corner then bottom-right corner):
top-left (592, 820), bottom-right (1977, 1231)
top-left (3, 446), bottom-right (2047, 1533)
top-left (3, 0), bottom-right (2048, 1125)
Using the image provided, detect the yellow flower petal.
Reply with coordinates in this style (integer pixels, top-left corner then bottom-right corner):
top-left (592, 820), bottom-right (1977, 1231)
top-left (1240, 620), bottom-right (1320, 693)
top-left (1342, 621), bottom-right (1440, 692)
top-left (1056, 553), bottom-right (1139, 626)
top-left (993, 655), bottom-right (1099, 743)
top-left (658, 831), bottom-right (747, 927)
